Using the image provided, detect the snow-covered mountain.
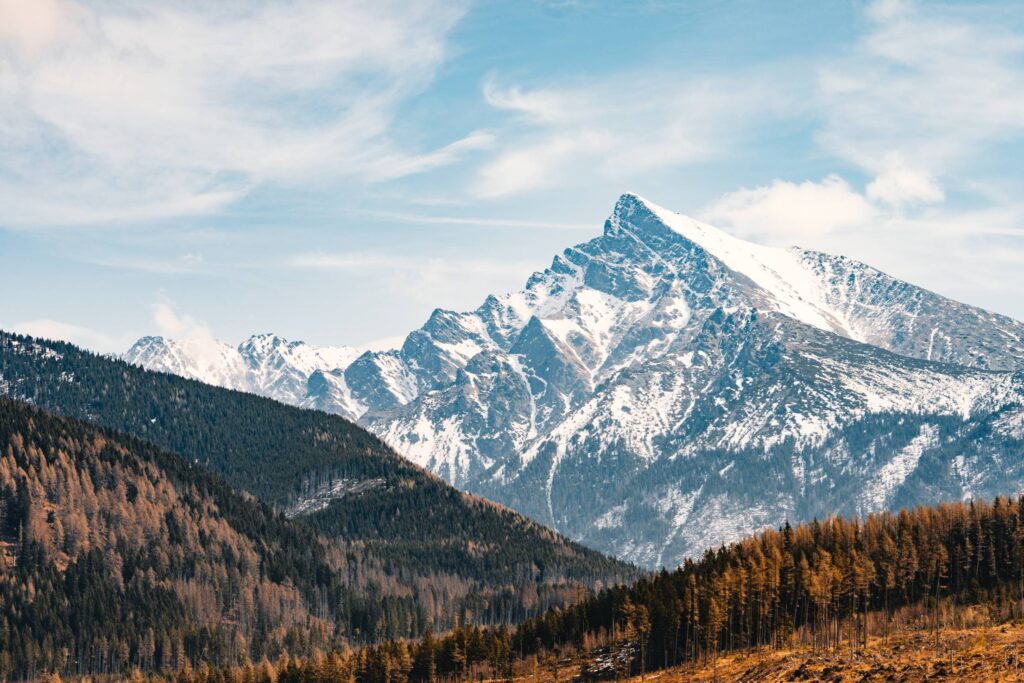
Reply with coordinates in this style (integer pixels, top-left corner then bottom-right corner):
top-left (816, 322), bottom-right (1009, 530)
top-left (125, 194), bottom-right (1024, 568)
top-left (125, 333), bottom-right (364, 405)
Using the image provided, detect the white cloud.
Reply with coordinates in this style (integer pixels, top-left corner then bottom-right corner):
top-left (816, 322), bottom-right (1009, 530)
top-left (866, 161), bottom-right (944, 207)
top-left (474, 72), bottom-right (795, 198)
top-left (10, 318), bottom-right (131, 353)
top-left (702, 175), bottom-right (875, 243)
top-left (700, 172), bottom-right (1024, 324)
top-left (150, 300), bottom-right (234, 368)
top-left (0, 0), bottom-right (474, 226)
top-left (0, 0), bottom-right (78, 57)
top-left (864, 0), bottom-right (912, 23)
top-left (470, 0), bottom-right (1024, 213)
top-left (152, 301), bottom-right (213, 341)
top-left (474, 130), bottom-right (614, 198)
top-left (691, 0), bottom-right (1024, 312)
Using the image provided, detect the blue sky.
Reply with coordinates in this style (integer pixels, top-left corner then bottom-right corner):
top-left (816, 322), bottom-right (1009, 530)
top-left (2, 0), bottom-right (1023, 352)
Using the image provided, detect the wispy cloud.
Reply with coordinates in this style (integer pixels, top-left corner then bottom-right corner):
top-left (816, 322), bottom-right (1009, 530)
top-left (0, 0), bottom-right (475, 227)
top-left (146, 299), bottom-right (240, 366)
top-left (287, 249), bottom-right (539, 309)
top-left (701, 172), bottom-right (1024, 317)
top-left (362, 209), bottom-right (594, 231)
top-left (288, 250), bottom-right (535, 278)
top-left (67, 250), bottom-right (211, 275)
top-left (816, 0), bottom-right (1024, 181)
top-left (471, 0), bottom-right (1024, 218)
top-left (4, 0), bottom-right (1024, 347)
top-left (672, 0), bottom-right (1024, 316)
top-left (473, 70), bottom-right (798, 198)
top-left (152, 300), bottom-right (213, 341)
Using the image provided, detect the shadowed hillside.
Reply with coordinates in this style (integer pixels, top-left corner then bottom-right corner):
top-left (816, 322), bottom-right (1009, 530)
top-left (0, 331), bottom-right (634, 650)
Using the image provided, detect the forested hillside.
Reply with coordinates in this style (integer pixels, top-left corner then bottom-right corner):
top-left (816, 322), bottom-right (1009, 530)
top-left (511, 495), bottom-right (1024, 680)
top-left (0, 332), bottom-right (634, 643)
top-left (168, 495), bottom-right (1024, 682)
top-left (0, 331), bottom-right (409, 508)
top-left (0, 397), bottom-right (351, 679)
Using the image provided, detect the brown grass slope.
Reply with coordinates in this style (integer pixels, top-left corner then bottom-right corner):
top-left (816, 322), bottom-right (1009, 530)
top-left (631, 621), bottom-right (1024, 682)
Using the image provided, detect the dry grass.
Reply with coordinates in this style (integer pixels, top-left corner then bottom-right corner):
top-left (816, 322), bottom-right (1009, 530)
top-left (625, 623), bottom-right (1024, 682)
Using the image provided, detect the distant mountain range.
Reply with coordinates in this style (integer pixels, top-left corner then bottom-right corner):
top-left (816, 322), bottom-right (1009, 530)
top-left (124, 194), bottom-right (1024, 568)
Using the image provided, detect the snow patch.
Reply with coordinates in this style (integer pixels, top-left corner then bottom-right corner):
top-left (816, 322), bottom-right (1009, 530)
top-left (859, 424), bottom-right (939, 513)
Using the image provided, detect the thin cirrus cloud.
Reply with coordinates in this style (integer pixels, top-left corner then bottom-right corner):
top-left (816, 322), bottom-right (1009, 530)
top-left (816, 0), bottom-right (1024, 182)
top-left (288, 250), bottom-right (536, 279)
top-left (286, 250), bottom-right (539, 306)
top-left (360, 209), bottom-right (594, 231)
top-left (472, 70), bottom-right (798, 199)
top-left (474, 0), bottom-right (1024, 218)
top-left (0, 0), bottom-right (483, 227)
top-left (3, 0), bottom-right (1024, 351)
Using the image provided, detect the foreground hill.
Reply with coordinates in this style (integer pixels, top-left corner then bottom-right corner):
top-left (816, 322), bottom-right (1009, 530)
top-left (0, 332), bottom-right (633, 640)
top-left (164, 495), bottom-right (1024, 682)
top-left (507, 495), bottom-right (1024, 681)
top-left (0, 397), bottom-right (351, 679)
top-left (126, 194), bottom-right (1024, 568)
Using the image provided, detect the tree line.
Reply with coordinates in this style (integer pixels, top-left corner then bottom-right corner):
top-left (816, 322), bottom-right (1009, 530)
top-left (514, 494), bottom-right (1024, 678)
top-left (163, 494), bottom-right (1024, 681)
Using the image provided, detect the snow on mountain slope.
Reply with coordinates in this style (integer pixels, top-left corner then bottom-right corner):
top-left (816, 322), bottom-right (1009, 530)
top-left (126, 335), bottom-right (250, 391)
top-left (368, 195), bottom-right (1024, 478)
top-left (858, 423), bottom-right (940, 513)
top-left (124, 333), bottom-right (366, 417)
top-left (125, 193), bottom-right (1024, 568)
top-left (302, 368), bottom-right (366, 419)
top-left (632, 198), bottom-right (849, 335)
top-left (238, 333), bottom-right (364, 404)
top-left (636, 196), bottom-right (1024, 369)
top-left (798, 249), bottom-right (1024, 370)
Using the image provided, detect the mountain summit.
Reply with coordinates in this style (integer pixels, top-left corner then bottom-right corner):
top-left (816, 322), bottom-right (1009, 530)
top-left (125, 194), bottom-right (1024, 567)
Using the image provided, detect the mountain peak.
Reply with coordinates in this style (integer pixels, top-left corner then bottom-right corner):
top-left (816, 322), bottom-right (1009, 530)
top-left (607, 192), bottom-right (666, 235)
top-left (607, 193), bottom-right (742, 254)
top-left (238, 332), bottom-right (304, 358)
top-left (130, 335), bottom-right (170, 348)
top-left (604, 192), bottom-right (853, 334)
top-left (612, 191), bottom-right (649, 212)
top-left (242, 332), bottom-right (290, 346)
top-left (611, 192), bottom-right (738, 247)
top-left (117, 192), bottom-right (1024, 569)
